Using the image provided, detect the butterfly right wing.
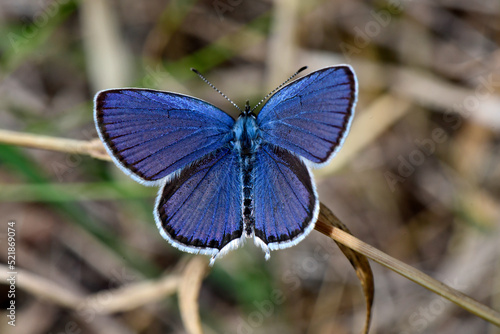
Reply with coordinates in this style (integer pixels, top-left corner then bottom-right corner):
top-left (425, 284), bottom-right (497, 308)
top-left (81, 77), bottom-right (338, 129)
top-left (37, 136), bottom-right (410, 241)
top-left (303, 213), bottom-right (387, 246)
top-left (155, 147), bottom-right (243, 263)
top-left (256, 66), bottom-right (357, 166)
top-left (94, 89), bottom-right (235, 185)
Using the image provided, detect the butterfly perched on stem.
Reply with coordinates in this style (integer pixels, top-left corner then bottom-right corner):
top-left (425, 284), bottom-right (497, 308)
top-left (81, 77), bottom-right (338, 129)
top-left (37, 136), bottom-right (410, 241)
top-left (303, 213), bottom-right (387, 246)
top-left (94, 65), bottom-right (357, 265)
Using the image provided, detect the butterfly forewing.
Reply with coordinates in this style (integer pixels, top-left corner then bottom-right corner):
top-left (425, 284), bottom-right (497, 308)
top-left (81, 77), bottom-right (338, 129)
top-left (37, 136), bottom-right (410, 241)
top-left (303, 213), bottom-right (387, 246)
top-left (94, 89), bottom-right (234, 185)
top-left (257, 66), bottom-right (357, 165)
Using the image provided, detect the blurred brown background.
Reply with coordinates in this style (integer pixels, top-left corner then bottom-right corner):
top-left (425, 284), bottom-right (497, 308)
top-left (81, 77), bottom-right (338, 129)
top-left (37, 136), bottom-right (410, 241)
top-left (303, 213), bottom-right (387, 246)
top-left (1, 0), bottom-right (500, 333)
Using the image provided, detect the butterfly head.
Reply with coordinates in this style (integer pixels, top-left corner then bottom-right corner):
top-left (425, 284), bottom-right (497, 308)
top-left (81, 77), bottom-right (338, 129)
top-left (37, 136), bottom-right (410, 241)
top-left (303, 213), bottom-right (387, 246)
top-left (242, 100), bottom-right (257, 118)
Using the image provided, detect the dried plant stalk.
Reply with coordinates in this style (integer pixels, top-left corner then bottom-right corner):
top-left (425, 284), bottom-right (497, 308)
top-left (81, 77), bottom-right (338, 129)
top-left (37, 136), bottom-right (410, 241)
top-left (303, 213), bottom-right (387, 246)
top-left (316, 204), bottom-right (500, 327)
top-left (321, 203), bottom-right (373, 334)
top-left (178, 257), bottom-right (209, 334)
top-left (0, 129), bottom-right (110, 160)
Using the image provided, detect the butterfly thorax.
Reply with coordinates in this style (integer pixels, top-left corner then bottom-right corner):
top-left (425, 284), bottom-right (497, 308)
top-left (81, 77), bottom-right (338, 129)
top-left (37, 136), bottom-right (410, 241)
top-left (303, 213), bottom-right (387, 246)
top-left (233, 112), bottom-right (261, 236)
top-left (232, 112), bottom-right (260, 153)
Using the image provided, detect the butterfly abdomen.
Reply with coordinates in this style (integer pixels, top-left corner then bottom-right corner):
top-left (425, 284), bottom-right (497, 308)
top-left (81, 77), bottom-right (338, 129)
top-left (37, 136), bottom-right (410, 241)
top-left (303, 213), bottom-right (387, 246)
top-left (241, 152), bottom-right (255, 236)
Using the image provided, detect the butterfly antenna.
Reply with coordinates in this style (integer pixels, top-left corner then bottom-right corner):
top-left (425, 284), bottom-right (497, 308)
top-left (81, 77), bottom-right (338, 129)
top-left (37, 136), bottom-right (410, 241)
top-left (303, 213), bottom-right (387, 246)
top-left (250, 66), bottom-right (308, 113)
top-left (191, 68), bottom-right (242, 112)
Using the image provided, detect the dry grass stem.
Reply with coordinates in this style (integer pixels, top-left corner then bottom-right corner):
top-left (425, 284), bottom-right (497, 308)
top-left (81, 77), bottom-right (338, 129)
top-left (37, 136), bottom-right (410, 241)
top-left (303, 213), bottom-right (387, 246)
top-left (84, 274), bottom-right (180, 314)
top-left (178, 256), bottom-right (210, 334)
top-left (0, 264), bottom-right (84, 308)
top-left (0, 129), bottom-right (111, 160)
top-left (0, 263), bottom-right (180, 314)
top-left (266, 0), bottom-right (300, 90)
top-left (323, 203), bottom-right (374, 334)
top-left (316, 206), bottom-right (500, 327)
top-left (80, 0), bottom-right (132, 91)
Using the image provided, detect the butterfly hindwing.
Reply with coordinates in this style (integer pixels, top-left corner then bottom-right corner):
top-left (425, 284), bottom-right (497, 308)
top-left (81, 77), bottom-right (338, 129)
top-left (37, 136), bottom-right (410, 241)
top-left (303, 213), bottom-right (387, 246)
top-left (155, 148), bottom-right (243, 258)
top-left (257, 66), bottom-right (357, 166)
top-left (94, 89), bottom-right (234, 185)
top-left (252, 144), bottom-right (318, 253)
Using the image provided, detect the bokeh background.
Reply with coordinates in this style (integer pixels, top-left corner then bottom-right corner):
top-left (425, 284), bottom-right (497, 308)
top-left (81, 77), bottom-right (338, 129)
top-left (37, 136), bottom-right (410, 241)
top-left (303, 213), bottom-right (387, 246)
top-left (1, 0), bottom-right (500, 333)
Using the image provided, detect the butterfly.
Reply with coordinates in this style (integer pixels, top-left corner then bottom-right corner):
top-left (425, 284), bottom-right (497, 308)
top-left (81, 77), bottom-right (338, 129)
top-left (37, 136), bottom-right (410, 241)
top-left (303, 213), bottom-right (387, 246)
top-left (94, 65), bottom-right (357, 265)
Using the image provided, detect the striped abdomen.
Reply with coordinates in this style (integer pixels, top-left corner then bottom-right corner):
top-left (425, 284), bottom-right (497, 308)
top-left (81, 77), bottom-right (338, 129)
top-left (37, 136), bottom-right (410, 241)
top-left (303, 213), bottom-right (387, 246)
top-left (241, 152), bottom-right (255, 236)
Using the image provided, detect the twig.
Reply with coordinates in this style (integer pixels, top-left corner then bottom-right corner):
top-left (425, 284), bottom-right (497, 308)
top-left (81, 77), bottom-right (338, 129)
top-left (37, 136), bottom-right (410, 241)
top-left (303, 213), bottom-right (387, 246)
top-left (178, 256), bottom-right (209, 334)
top-left (0, 262), bottom-right (180, 314)
top-left (316, 205), bottom-right (500, 327)
top-left (0, 264), bottom-right (84, 308)
top-left (0, 129), bottom-right (111, 161)
top-left (323, 204), bottom-right (373, 334)
top-left (83, 273), bottom-right (180, 314)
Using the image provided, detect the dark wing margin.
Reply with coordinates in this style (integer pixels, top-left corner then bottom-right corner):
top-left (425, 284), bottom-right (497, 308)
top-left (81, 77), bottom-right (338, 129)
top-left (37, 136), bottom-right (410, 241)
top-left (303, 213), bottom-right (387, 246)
top-left (154, 148), bottom-right (244, 263)
top-left (94, 89), bottom-right (235, 185)
top-left (257, 65), bottom-right (357, 166)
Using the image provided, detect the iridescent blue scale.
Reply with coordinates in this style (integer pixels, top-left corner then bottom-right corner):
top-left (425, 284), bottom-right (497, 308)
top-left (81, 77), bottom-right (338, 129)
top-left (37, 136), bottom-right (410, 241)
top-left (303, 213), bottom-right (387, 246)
top-left (94, 65), bottom-right (357, 264)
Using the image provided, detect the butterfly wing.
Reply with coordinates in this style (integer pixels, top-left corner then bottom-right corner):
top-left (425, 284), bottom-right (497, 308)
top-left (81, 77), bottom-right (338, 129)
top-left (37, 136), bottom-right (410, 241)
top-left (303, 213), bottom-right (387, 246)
top-left (252, 65), bottom-right (357, 252)
top-left (155, 148), bottom-right (243, 262)
top-left (257, 65), bottom-right (357, 166)
top-left (94, 89), bottom-right (234, 185)
top-left (252, 144), bottom-right (318, 254)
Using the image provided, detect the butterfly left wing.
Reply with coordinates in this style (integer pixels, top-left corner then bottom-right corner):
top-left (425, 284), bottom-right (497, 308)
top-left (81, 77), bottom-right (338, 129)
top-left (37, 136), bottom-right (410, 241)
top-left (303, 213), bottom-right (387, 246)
top-left (252, 144), bottom-right (318, 256)
top-left (155, 147), bottom-right (243, 263)
top-left (257, 65), bottom-right (357, 166)
top-left (94, 89), bottom-right (234, 185)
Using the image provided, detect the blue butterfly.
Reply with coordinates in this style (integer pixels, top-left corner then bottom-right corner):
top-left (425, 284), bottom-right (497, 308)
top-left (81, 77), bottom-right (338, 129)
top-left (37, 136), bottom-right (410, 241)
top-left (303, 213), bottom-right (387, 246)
top-left (94, 65), bottom-right (357, 264)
